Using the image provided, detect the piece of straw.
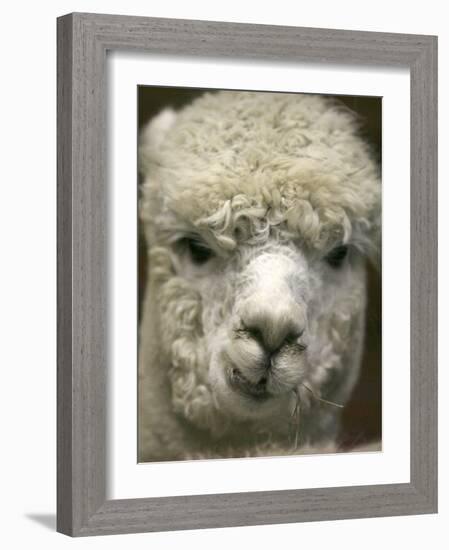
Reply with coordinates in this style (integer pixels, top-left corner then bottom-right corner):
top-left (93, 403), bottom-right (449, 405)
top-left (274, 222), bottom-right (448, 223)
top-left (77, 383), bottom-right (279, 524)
top-left (300, 383), bottom-right (344, 409)
top-left (291, 388), bottom-right (302, 450)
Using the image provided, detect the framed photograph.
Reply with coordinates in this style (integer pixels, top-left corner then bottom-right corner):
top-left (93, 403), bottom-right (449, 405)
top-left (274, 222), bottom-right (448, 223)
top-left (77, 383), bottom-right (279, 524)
top-left (57, 12), bottom-right (437, 536)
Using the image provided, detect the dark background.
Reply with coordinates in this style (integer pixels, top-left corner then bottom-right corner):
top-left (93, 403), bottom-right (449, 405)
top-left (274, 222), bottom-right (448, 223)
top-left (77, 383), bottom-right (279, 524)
top-left (138, 86), bottom-right (382, 449)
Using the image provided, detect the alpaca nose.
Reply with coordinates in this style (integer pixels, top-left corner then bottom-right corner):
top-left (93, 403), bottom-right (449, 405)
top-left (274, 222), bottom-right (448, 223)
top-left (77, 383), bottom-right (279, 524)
top-left (240, 298), bottom-right (306, 353)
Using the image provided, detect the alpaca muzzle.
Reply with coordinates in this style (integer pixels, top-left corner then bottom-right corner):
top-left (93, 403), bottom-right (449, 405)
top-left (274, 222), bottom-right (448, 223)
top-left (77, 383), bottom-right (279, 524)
top-left (225, 260), bottom-right (309, 400)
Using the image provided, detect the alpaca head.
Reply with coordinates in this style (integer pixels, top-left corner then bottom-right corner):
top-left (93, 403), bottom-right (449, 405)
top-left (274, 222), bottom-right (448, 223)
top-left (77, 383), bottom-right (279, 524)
top-left (139, 91), bottom-right (381, 439)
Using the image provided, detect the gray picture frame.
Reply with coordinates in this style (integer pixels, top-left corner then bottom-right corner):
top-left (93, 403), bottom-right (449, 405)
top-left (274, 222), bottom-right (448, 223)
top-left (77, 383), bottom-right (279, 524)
top-left (57, 12), bottom-right (438, 537)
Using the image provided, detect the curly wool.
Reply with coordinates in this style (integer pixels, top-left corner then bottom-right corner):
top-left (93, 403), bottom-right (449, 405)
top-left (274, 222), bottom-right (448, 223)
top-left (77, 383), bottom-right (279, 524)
top-left (138, 91), bottom-right (381, 461)
top-left (140, 92), bottom-right (380, 257)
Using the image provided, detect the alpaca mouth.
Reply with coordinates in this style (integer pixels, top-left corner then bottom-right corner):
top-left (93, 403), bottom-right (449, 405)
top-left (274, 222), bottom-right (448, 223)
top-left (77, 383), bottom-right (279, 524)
top-left (228, 367), bottom-right (271, 401)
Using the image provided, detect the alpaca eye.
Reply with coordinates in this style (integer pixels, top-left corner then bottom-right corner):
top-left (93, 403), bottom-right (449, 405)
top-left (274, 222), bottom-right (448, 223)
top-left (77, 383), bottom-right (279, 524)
top-left (325, 245), bottom-right (348, 268)
top-left (182, 237), bottom-right (214, 265)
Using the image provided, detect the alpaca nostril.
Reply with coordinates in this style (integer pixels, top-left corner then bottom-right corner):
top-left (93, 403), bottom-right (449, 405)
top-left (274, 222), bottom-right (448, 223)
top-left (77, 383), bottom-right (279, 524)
top-left (284, 328), bottom-right (304, 345)
top-left (245, 325), bottom-right (264, 345)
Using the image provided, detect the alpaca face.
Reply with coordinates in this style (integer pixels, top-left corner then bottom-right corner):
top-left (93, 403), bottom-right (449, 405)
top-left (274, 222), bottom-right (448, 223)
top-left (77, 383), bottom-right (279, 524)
top-left (160, 231), bottom-right (366, 426)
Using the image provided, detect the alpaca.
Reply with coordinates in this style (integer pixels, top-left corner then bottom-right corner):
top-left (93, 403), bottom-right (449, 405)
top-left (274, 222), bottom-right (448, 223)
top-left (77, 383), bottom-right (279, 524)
top-left (138, 91), bottom-right (381, 462)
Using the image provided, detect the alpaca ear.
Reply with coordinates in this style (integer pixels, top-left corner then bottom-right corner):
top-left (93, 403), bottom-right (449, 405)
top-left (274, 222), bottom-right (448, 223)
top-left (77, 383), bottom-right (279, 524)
top-left (139, 107), bottom-right (177, 175)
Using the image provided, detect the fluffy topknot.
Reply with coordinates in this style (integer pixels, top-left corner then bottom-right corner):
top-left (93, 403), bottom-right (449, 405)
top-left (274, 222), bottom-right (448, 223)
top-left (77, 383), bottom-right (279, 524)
top-left (140, 91), bottom-right (381, 260)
